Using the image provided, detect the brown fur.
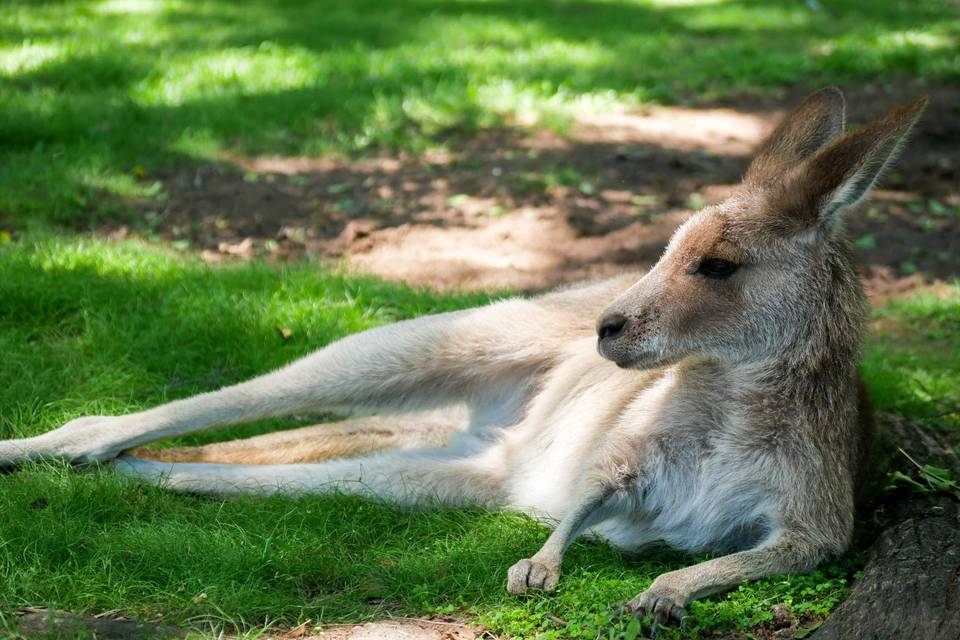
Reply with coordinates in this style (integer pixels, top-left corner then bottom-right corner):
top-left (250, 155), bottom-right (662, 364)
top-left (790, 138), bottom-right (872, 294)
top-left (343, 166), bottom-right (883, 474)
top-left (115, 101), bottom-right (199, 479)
top-left (768, 97), bottom-right (928, 231)
top-left (132, 415), bottom-right (455, 464)
top-left (744, 87), bottom-right (846, 186)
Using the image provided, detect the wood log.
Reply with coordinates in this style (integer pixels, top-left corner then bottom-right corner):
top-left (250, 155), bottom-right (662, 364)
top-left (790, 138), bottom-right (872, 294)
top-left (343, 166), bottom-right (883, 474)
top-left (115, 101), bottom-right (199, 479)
top-left (815, 414), bottom-right (960, 640)
top-left (15, 608), bottom-right (187, 639)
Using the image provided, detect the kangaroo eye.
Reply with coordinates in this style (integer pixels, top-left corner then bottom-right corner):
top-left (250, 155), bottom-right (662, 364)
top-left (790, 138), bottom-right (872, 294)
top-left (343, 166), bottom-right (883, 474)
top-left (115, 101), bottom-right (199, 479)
top-left (697, 258), bottom-right (739, 279)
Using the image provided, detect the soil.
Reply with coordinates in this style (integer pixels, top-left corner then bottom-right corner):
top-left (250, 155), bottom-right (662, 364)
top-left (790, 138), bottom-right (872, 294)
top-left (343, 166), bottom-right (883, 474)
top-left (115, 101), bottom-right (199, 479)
top-left (11, 610), bottom-right (486, 640)
top-left (101, 79), bottom-right (960, 301)
top-left (298, 618), bottom-right (485, 640)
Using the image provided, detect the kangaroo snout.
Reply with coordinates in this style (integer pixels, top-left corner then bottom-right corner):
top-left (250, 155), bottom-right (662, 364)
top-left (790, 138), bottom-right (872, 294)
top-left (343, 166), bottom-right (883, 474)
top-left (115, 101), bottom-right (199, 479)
top-left (597, 312), bottom-right (628, 341)
top-left (596, 310), bottom-right (641, 367)
top-left (597, 303), bottom-right (666, 368)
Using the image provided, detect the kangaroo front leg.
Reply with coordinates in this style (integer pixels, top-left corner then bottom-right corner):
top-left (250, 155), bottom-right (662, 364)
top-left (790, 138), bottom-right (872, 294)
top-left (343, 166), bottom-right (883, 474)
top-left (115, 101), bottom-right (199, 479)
top-left (507, 485), bottom-right (614, 594)
top-left (626, 533), bottom-right (826, 626)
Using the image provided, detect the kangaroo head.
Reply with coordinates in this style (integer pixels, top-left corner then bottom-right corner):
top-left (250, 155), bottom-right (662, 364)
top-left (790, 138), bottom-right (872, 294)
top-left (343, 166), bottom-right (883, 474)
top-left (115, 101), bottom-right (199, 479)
top-left (597, 88), bottom-right (926, 369)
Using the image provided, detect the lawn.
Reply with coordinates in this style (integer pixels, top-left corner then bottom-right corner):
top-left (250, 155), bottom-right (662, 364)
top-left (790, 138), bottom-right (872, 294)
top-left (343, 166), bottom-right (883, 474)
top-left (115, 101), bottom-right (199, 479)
top-left (1, 237), bottom-right (957, 639)
top-left (1, 0), bottom-right (958, 228)
top-left (1, 1), bottom-right (959, 639)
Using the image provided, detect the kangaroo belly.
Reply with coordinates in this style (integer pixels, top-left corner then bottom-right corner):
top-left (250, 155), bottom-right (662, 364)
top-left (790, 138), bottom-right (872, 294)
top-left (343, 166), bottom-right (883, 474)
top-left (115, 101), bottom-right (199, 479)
top-left (648, 472), bottom-right (775, 553)
top-left (582, 460), bottom-right (776, 554)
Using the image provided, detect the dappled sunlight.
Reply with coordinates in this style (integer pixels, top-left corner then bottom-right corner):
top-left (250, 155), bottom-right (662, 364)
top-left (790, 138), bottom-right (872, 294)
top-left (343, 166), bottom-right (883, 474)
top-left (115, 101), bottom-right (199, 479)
top-left (136, 44), bottom-right (325, 106)
top-left (879, 29), bottom-right (957, 51)
top-left (0, 41), bottom-right (64, 74)
top-left (75, 80), bottom-right (958, 296)
top-left (816, 27), bottom-right (959, 76)
top-left (1, 2), bottom-right (959, 636)
top-left (25, 233), bottom-right (191, 282)
top-left (96, 0), bottom-right (165, 16)
top-left (92, 101), bottom-right (764, 290)
top-left (346, 206), bottom-right (689, 291)
top-left (0, 233), bottom-right (491, 429)
top-left (0, 0), bottom-right (956, 291)
top-left (2, 0), bottom-right (958, 232)
top-left (572, 104), bottom-right (775, 153)
top-left (678, 3), bottom-right (812, 30)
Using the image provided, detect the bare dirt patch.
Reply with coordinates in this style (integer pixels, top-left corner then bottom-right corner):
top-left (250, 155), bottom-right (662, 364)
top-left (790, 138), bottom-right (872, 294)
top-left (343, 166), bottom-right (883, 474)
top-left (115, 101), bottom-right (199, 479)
top-left (106, 80), bottom-right (959, 299)
top-left (296, 618), bottom-right (486, 640)
top-left (10, 610), bottom-right (489, 640)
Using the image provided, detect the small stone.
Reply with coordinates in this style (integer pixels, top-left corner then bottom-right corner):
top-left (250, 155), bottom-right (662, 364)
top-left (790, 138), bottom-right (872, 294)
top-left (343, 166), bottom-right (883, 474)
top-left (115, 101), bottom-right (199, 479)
top-left (339, 220), bottom-right (378, 244)
top-left (773, 603), bottom-right (792, 630)
top-left (217, 237), bottom-right (255, 257)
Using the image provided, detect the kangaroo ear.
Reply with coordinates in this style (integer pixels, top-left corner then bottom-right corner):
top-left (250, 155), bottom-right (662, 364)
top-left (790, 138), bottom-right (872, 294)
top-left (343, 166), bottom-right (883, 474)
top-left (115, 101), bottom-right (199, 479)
top-left (773, 97), bottom-right (927, 229)
top-left (744, 87), bottom-right (846, 185)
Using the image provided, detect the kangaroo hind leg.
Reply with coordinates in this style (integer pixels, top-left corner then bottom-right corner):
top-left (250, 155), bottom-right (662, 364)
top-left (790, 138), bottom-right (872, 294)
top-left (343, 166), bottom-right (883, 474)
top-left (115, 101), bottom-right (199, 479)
top-left (130, 412), bottom-right (461, 464)
top-left (115, 442), bottom-right (506, 507)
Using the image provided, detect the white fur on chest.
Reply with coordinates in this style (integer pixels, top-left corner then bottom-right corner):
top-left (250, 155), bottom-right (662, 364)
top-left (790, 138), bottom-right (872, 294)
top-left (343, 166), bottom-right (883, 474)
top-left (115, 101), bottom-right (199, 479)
top-left (500, 344), bottom-right (671, 519)
top-left (498, 351), bottom-right (779, 554)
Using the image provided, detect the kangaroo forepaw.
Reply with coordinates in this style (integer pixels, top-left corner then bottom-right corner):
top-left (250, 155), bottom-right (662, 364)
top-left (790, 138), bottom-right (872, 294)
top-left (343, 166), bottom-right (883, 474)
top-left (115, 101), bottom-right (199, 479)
top-left (625, 583), bottom-right (688, 628)
top-left (506, 558), bottom-right (560, 594)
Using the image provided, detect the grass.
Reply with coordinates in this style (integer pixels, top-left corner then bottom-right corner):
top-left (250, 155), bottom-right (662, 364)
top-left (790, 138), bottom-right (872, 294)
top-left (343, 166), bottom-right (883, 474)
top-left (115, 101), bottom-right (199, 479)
top-left (1, 0), bottom-right (959, 227)
top-left (864, 289), bottom-right (960, 430)
top-left (0, 236), bottom-right (958, 639)
top-left (2, 0), bottom-right (959, 637)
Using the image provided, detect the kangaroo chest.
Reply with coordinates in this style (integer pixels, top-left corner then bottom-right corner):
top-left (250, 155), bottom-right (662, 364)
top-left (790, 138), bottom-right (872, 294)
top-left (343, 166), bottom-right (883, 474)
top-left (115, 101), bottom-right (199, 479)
top-left (503, 352), bottom-right (788, 554)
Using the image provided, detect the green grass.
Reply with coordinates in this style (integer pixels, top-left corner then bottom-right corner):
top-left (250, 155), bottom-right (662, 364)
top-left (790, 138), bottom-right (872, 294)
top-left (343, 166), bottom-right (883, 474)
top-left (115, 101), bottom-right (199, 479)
top-left (2, 1), bottom-right (959, 637)
top-left (1, 236), bottom-right (957, 639)
top-left (863, 290), bottom-right (960, 429)
top-left (2, 0), bottom-right (959, 227)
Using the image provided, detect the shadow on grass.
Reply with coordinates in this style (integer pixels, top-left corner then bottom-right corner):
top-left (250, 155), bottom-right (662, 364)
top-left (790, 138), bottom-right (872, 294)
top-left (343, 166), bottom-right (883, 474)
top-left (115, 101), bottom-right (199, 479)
top-left (0, 236), bottom-right (499, 443)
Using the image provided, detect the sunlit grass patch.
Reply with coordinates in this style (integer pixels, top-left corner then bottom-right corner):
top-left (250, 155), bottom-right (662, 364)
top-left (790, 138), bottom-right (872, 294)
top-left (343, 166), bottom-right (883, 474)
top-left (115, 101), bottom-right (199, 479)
top-left (136, 44), bottom-right (324, 106)
top-left (0, 41), bottom-right (65, 74)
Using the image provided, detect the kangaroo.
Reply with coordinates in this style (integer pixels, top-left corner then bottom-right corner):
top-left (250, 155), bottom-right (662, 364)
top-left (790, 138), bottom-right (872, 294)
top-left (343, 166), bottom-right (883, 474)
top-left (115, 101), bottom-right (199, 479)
top-left (0, 88), bottom-right (924, 626)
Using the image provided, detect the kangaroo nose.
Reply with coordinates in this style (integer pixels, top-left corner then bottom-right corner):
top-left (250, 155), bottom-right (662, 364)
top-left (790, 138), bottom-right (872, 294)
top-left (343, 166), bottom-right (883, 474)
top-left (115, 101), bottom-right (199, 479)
top-left (597, 313), bottom-right (628, 341)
